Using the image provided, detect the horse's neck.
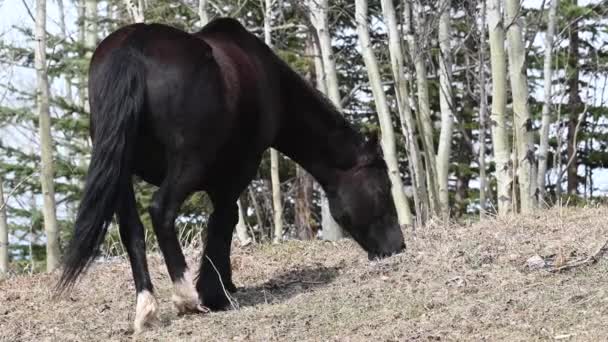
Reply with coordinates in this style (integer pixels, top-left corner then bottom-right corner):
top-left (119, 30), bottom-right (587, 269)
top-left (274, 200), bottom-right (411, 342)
top-left (273, 71), bottom-right (363, 190)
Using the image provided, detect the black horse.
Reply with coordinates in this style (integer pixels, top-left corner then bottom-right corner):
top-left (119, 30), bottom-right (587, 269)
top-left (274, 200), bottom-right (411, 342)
top-left (56, 17), bottom-right (405, 332)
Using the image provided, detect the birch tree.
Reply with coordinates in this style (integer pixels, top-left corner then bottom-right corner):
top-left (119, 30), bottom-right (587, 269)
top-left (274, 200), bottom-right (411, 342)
top-left (124, 0), bottom-right (144, 23)
top-left (487, 0), bottom-right (512, 215)
top-left (264, 0), bottom-right (284, 243)
top-left (235, 199), bottom-right (252, 246)
top-left (380, 0), bottom-right (428, 225)
top-left (478, 0), bottom-right (489, 215)
top-left (36, 0), bottom-right (60, 272)
top-left (355, 0), bottom-right (413, 226)
top-left (56, 0), bottom-right (73, 103)
top-left (538, 0), bottom-right (559, 202)
top-left (0, 181), bottom-right (8, 275)
top-left (308, 0), bottom-right (345, 239)
top-left (505, 0), bottom-right (537, 212)
top-left (198, 0), bottom-right (209, 26)
top-left (436, 0), bottom-right (454, 218)
top-left (404, 0), bottom-right (440, 216)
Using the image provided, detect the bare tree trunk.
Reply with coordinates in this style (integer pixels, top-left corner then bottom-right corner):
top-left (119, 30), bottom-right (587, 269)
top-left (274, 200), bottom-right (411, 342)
top-left (308, 0), bottom-right (346, 239)
top-left (0, 181), bottom-right (8, 275)
top-left (404, 0), bottom-right (440, 216)
top-left (380, 0), bottom-right (427, 226)
top-left (248, 187), bottom-right (264, 241)
top-left (235, 199), bottom-right (252, 246)
top-left (124, 0), bottom-right (144, 22)
top-left (36, 0), bottom-right (60, 272)
top-left (487, 0), bottom-right (512, 215)
top-left (355, 0), bottom-right (413, 227)
top-left (436, 0), bottom-right (454, 219)
top-left (505, 0), bottom-right (537, 213)
top-left (566, 17), bottom-right (581, 195)
top-left (478, 0), bottom-right (488, 216)
top-left (56, 0), bottom-right (73, 103)
top-left (198, 0), bottom-right (209, 26)
top-left (263, 0), bottom-right (283, 243)
top-left (537, 0), bottom-right (559, 204)
top-left (295, 166), bottom-right (315, 240)
top-left (78, 0), bottom-right (86, 109)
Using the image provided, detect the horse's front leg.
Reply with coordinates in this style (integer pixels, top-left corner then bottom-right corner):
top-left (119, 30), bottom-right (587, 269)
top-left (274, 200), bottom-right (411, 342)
top-left (196, 199), bottom-right (238, 310)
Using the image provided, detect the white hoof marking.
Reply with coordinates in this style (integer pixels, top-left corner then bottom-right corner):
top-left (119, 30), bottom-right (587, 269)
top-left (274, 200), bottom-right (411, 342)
top-left (172, 268), bottom-right (203, 314)
top-left (134, 290), bottom-right (159, 334)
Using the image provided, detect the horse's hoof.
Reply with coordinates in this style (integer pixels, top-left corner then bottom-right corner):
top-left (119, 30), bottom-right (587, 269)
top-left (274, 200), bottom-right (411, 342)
top-left (203, 294), bottom-right (232, 311)
top-left (172, 268), bottom-right (203, 315)
top-left (226, 281), bottom-right (238, 293)
top-left (134, 290), bottom-right (159, 334)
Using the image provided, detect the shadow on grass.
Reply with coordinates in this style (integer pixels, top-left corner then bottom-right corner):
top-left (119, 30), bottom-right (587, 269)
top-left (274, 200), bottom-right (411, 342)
top-left (233, 265), bottom-right (342, 308)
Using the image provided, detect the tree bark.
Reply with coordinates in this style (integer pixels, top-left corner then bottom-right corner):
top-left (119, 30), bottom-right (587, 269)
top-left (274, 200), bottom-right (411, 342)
top-left (566, 15), bottom-right (580, 195)
top-left (537, 0), bottom-right (559, 203)
top-left (124, 0), bottom-right (144, 23)
top-left (355, 0), bottom-right (413, 227)
top-left (436, 0), bottom-right (454, 219)
top-left (235, 199), bottom-right (252, 246)
top-left (295, 166), bottom-right (315, 240)
top-left (198, 0), bottom-right (209, 26)
top-left (308, 0), bottom-right (346, 239)
top-left (380, 0), bottom-right (428, 226)
top-left (56, 0), bottom-right (73, 103)
top-left (36, 0), bottom-right (60, 272)
top-left (0, 181), bottom-right (8, 275)
top-left (505, 0), bottom-right (537, 213)
top-left (487, 0), bottom-right (512, 215)
top-left (478, 0), bottom-right (488, 215)
top-left (404, 0), bottom-right (440, 217)
top-left (263, 0), bottom-right (283, 243)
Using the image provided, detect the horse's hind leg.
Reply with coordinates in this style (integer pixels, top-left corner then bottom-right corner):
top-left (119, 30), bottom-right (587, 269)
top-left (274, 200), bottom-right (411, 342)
top-left (148, 157), bottom-right (205, 314)
top-left (117, 182), bottom-right (158, 333)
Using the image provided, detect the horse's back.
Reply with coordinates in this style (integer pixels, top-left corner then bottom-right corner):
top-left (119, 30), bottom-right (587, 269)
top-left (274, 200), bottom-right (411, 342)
top-left (88, 19), bottom-right (283, 188)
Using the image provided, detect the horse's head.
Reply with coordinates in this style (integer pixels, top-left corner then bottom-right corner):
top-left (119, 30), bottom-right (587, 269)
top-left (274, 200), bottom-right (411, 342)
top-left (326, 135), bottom-right (406, 260)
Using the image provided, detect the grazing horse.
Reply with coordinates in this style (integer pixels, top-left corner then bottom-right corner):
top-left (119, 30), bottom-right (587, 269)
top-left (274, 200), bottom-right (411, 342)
top-left (55, 17), bottom-right (405, 332)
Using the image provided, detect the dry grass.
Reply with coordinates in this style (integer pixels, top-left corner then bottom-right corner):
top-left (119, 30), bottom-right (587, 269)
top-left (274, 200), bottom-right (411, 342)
top-left (2, 206), bottom-right (608, 341)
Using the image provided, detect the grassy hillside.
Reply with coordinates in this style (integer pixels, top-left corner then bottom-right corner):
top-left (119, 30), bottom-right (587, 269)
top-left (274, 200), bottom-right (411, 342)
top-left (1, 206), bottom-right (607, 341)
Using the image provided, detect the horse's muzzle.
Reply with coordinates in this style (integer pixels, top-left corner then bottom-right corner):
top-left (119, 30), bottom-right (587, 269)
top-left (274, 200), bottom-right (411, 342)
top-left (367, 242), bottom-right (406, 261)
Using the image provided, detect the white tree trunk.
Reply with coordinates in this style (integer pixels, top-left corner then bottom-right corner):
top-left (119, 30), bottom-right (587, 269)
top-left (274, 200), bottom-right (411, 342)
top-left (478, 0), bottom-right (489, 216)
top-left (380, 0), bottom-right (428, 225)
top-left (235, 199), bottom-right (252, 246)
top-left (56, 0), bottom-right (73, 103)
top-left (487, 0), bottom-right (512, 215)
top-left (505, 0), bottom-right (537, 213)
top-left (198, 0), bottom-right (209, 27)
top-left (0, 181), bottom-right (8, 275)
top-left (436, 0), bottom-right (454, 218)
top-left (537, 0), bottom-right (559, 203)
top-left (308, 0), bottom-right (346, 239)
top-left (36, 0), bottom-right (60, 272)
top-left (404, 1), bottom-right (440, 216)
top-left (85, 0), bottom-right (98, 47)
top-left (263, 0), bottom-right (283, 243)
top-left (355, 0), bottom-right (413, 227)
top-left (124, 0), bottom-right (144, 23)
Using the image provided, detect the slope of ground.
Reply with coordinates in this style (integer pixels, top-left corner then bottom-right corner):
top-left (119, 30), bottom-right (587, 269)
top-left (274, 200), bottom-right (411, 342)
top-left (1, 207), bottom-right (608, 341)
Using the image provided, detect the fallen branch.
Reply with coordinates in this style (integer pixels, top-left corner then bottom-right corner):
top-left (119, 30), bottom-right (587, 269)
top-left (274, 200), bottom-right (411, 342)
top-left (205, 255), bottom-right (239, 310)
top-left (549, 239), bottom-right (608, 273)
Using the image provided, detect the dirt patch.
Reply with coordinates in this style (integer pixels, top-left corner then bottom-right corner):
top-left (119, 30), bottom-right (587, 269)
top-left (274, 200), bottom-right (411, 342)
top-left (2, 207), bottom-right (608, 341)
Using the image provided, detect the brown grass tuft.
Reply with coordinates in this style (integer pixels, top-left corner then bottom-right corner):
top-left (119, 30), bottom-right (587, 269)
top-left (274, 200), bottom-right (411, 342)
top-left (1, 206), bottom-right (608, 341)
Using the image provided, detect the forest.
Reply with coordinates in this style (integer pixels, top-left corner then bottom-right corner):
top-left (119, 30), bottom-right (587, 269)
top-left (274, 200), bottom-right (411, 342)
top-left (0, 0), bottom-right (607, 340)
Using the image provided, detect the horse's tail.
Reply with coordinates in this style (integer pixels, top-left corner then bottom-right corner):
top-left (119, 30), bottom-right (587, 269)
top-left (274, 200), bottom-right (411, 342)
top-left (55, 48), bottom-right (145, 294)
